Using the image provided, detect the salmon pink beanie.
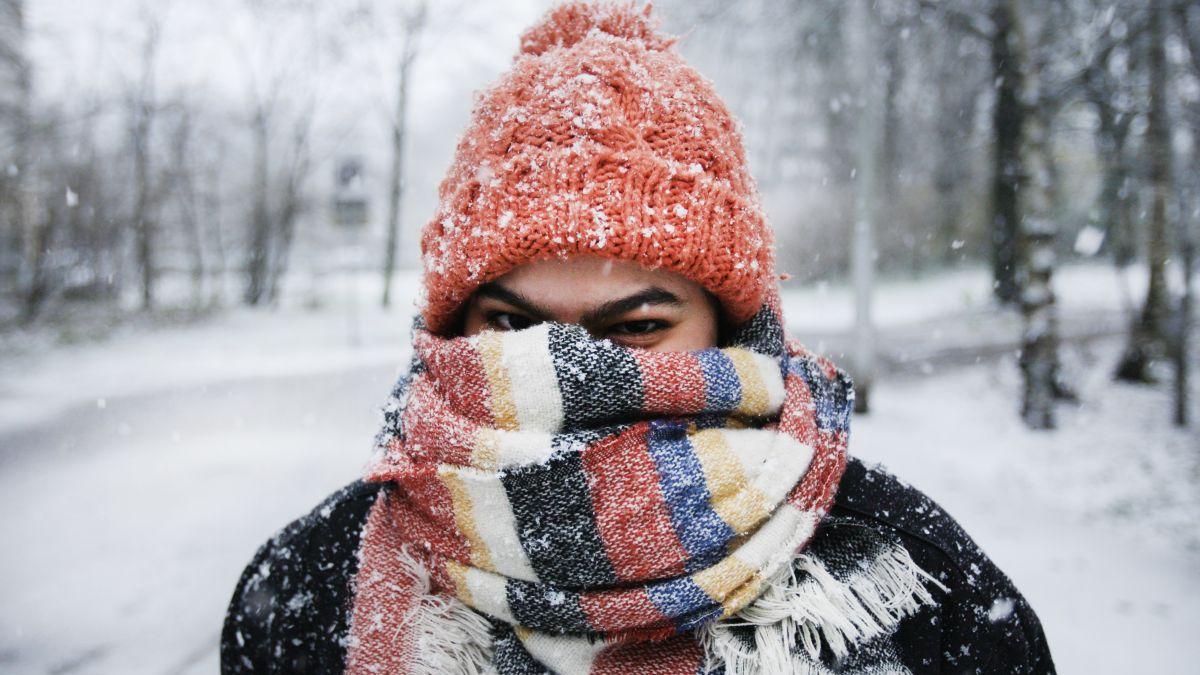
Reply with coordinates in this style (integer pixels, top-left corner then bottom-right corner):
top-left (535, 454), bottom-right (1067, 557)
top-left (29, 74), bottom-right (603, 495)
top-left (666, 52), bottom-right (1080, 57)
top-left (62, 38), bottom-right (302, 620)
top-left (419, 1), bottom-right (776, 334)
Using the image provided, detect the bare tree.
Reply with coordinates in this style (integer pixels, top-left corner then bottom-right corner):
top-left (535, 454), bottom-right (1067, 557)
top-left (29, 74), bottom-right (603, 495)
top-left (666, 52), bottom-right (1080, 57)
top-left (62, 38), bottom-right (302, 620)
top-left (202, 146), bottom-right (229, 305)
top-left (238, 0), bottom-right (320, 307)
top-left (381, 0), bottom-right (428, 309)
top-left (0, 0), bottom-right (31, 304)
top-left (166, 106), bottom-right (208, 308)
top-left (266, 109), bottom-right (314, 304)
top-left (127, 6), bottom-right (165, 311)
top-left (1078, 5), bottom-right (1144, 269)
top-left (1171, 0), bottom-right (1199, 425)
top-left (851, 0), bottom-right (883, 413)
top-left (918, 0), bottom-right (1038, 306)
top-left (1115, 0), bottom-right (1173, 383)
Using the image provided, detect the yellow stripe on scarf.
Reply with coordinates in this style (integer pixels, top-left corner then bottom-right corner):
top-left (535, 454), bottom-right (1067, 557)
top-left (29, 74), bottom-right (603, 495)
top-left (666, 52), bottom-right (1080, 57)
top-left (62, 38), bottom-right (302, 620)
top-left (691, 429), bottom-right (772, 534)
top-left (478, 331), bottom-right (520, 430)
top-left (692, 554), bottom-right (756, 604)
top-left (445, 559), bottom-right (476, 606)
top-left (728, 349), bottom-right (771, 417)
top-left (440, 468), bottom-right (496, 572)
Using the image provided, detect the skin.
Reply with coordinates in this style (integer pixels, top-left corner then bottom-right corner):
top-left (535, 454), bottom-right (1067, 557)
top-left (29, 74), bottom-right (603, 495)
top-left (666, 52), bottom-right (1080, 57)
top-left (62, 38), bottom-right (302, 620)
top-left (459, 257), bottom-right (721, 351)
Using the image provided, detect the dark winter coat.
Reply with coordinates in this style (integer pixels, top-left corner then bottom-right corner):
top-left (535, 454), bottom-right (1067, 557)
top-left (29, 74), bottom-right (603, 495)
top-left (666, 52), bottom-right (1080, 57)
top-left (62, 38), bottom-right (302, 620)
top-left (220, 458), bottom-right (1056, 674)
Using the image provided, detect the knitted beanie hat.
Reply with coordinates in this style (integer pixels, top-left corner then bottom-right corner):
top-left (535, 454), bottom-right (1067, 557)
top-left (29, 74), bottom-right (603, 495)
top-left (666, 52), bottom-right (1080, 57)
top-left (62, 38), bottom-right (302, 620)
top-left (419, 1), bottom-right (776, 334)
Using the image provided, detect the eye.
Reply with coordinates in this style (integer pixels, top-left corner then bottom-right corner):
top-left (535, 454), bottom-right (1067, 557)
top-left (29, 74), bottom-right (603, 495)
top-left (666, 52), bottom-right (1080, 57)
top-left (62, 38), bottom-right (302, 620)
top-left (487, 311), bottom-right (536, 331)
top-left (607, 319), bottom-right (667, 337)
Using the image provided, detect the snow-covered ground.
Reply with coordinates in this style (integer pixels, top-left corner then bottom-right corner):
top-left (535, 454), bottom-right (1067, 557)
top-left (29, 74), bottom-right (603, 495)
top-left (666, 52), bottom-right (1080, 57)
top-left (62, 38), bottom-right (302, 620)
top-left (0, 264), bottom-right (1196, 673)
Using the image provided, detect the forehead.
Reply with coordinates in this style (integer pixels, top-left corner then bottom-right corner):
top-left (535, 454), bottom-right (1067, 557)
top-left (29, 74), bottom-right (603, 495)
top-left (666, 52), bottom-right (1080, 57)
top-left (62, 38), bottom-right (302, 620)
top-left (488, 257), bottom-right (704, 313)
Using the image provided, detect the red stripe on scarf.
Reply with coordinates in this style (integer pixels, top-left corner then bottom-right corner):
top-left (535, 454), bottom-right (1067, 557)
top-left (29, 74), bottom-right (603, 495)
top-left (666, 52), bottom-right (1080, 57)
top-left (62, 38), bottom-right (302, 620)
top-left (582, 426), bottom-right (689, 582)
top-left (389, 467), bottom-right (473, 563)
top-left (590, 634), bottom-right (704, 675)
top-left (579, 586), bottom-right (671, 635)
top-left (633, 350), bottom-right (707, 415)
top-left (345, 491), bottom-right (420, 675)
top-left (782, 352), bottom-right (849, 514)
top-left (416, 329), bottom-right (496, 425)
top-left (399, 378), bottom-right (480, 466)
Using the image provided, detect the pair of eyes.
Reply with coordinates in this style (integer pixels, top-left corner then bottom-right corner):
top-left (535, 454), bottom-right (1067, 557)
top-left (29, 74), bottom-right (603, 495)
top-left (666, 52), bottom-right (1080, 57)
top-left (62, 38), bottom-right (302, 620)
top-left (485, 311), bottom-right (669, 339)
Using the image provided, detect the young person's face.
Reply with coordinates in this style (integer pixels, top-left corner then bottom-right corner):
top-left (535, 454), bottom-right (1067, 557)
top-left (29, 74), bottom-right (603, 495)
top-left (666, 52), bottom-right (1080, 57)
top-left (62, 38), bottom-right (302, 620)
top-left (459, 257), bottom-right (721, 351)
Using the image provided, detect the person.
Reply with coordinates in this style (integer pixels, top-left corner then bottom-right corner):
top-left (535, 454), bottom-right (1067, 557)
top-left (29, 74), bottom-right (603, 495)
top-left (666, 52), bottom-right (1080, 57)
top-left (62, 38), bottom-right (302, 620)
top-left (220, 3), bottom-right (1055, 673)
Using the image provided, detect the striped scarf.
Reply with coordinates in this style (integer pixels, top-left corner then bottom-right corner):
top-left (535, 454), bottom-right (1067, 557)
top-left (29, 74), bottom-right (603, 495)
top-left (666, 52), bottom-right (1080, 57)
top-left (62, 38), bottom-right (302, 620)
top-left (345, 307), bottom-right (935, 674)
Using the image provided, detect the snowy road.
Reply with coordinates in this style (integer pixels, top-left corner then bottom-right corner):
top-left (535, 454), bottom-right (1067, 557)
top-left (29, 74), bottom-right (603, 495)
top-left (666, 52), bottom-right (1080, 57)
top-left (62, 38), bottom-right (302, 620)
top-left (0, 364), bottom-right (397, 674)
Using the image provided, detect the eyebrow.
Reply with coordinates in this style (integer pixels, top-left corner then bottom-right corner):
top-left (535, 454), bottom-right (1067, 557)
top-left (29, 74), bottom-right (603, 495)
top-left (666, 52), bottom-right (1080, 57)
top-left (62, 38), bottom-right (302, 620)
top-left (580, 287), bottom-right (682, 326)
top-left (473, 283), bottom-right (553, 320)
top-left (474, 283), bottom-right (684, 326)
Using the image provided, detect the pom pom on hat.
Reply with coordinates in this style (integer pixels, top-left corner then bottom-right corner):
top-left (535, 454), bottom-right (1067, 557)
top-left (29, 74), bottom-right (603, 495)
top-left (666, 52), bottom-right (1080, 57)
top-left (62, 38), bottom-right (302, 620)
top-left (518, 1), bottom-right (677, 56)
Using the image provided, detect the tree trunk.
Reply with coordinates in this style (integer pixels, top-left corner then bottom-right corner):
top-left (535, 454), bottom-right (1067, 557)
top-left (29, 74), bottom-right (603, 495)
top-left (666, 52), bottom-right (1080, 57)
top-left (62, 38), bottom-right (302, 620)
top-left (244, 110), bottom-right (271, 306)
top-left (851, 0), bottom-right (880, 414)
top-left (204, 157), bottom-right (227, 305)
top-left (1092, 100), bottom-right (1135, 266)
top-left (171, 112), bottom-right (206, 308)
top-left (990, 0), bottom-right (1024, 305)
top-left (20, 177), bottom-right (62, 324)
top-left (131, 106), bottom-right (155, 311)
top-left (1018, 216), bottom-right (1059, 429)
top-left (266, 123), bottom-right (311, 306)
top-left (1116, 0), bottom-right (1173, 383)
top-left (129, 15), bottom-right (160, 312)
top-left (1, 0), bottom-right (31, 295)
top-left (381, 52), bottom-right (412, 309)
top-left (1177, 214), bottom-right (1194, 426)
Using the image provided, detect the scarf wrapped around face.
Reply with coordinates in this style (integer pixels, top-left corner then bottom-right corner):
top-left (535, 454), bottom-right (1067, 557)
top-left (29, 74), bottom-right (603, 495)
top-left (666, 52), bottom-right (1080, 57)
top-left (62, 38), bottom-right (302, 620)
top-left (344, 306), bottom-right (936, 674)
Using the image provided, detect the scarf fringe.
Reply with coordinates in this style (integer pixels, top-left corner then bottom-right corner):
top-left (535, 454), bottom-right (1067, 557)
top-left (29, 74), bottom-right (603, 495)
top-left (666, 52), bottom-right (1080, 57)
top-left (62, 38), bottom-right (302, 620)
top-left (393, 545), bottom-right (497, 675)
top-left (700, 540), bottom-right (947, 674)
top-left (393, 539), bottom-right (942, 675)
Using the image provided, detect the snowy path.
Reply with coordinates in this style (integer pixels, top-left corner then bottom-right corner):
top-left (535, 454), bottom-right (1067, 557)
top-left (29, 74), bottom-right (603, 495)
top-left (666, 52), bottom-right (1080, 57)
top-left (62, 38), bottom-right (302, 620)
top-left (851, 343), bottom-right (1200, 674)
top-left (0, 366), bottom-right (394, 674)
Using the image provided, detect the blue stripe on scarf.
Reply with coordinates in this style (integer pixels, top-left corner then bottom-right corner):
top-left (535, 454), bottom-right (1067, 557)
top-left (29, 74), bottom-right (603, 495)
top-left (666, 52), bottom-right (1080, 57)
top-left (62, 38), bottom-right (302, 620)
top-left (645, 419), bottom-right (734, 573)
top-left (696, 350), bottom-right (742, 413)
top-left (785, 356), bottom-right (853, 433)
top-left (644, 574), bottom-right (718, 624)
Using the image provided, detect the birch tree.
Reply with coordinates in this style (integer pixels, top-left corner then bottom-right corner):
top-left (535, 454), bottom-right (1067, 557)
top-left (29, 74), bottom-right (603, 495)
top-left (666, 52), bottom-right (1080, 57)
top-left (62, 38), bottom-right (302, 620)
top-left (1115, 0), bottom-right (1173, 383)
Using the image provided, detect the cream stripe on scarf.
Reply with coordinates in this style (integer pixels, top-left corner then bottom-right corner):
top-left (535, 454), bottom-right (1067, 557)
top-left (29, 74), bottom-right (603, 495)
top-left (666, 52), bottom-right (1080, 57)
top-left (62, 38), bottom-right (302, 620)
top-left (472, 428), bottom-right (557, 470)
top-left (455, 467), bottom-right (539, 582)
top-left (731, 505), bottom-right (816, 573)
top-left (450, 560), bottom-right (516, 624)
top-left (755, 352), bottom-right (788, 413)
top-left (724, 430), bottom-right (814, 505)
top-left (693, 504), bottom-right (816, 610)
top-left (692, 429), bottom-right (814, 535)
top-left (502, 323), bottom-right (564, 433)
top-left (515, 626), bottom-right (606, 674)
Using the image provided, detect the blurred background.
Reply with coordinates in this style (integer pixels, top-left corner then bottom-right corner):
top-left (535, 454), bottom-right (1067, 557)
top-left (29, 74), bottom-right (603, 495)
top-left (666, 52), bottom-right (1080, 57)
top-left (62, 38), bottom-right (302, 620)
top-left (0, 0), bottom-right (1197, 672)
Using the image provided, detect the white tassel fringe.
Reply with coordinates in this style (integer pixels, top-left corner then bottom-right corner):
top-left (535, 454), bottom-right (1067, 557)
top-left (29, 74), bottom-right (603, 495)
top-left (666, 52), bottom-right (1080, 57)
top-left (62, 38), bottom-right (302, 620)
top-left (389, 540), bottom-right (942, 675)
top-left (393, 545), bottom-right (497, 675)
top-left (701, 541), bottom-right (947, 675)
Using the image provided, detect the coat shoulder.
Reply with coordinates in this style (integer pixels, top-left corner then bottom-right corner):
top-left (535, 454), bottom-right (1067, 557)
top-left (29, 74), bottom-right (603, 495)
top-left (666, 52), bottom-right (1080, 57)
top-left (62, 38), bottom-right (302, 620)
top-left (220, 480), bottom-right (386, 674)
top-left (831, 457), bottom-right (1056, 674)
